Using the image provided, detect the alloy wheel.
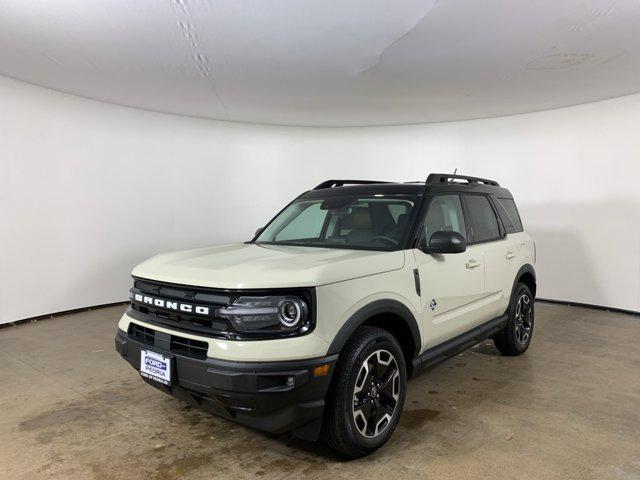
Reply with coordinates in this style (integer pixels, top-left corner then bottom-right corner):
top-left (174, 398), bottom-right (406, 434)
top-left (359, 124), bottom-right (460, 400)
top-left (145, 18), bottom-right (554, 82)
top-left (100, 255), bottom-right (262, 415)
top-left (514, 293), bottom-right (533, 346)
top-left (352, 349), bottom-right (400, 438)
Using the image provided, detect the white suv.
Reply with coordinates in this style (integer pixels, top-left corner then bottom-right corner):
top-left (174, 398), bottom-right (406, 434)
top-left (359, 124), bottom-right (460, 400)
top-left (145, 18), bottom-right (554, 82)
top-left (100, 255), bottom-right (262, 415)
top-left (115, 174), bottom-right (536, 457)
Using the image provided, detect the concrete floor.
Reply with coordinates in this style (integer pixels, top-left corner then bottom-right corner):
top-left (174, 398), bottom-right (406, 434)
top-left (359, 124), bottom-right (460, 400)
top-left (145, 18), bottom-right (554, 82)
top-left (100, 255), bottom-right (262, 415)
top-left (0, 303), bottom-right (639, 480)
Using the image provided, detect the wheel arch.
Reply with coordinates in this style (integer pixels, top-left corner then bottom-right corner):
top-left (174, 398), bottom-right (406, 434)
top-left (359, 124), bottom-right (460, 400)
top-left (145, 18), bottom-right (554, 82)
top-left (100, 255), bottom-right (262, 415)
top-left (514, 264), bottom-right (537, 299)
top-left (327, 299), bottom-right (421, 375)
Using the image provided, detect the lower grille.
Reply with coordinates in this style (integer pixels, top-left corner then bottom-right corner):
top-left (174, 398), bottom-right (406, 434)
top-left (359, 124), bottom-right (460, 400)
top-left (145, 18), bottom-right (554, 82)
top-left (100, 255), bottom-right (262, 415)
top-left (170, 336), bottom-right (208, 360)
top-left (127, 323), bottom-right (208, 360)
top-left (128, 323), bottom-right (155, 346)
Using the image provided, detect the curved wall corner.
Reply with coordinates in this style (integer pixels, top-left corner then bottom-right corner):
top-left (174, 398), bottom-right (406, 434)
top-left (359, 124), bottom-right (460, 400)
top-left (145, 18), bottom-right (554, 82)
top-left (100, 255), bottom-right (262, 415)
top-left (450, 95), bottom-right (640, 314)
top-left (1, 75), bottom-right (639, 323)
top-left (0, 76), bottom-right (463, 323)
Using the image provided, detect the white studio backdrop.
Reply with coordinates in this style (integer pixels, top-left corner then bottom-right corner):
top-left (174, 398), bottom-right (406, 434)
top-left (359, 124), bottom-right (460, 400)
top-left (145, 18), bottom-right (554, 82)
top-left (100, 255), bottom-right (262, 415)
top-left (1, 75), bottom-right (639, 323)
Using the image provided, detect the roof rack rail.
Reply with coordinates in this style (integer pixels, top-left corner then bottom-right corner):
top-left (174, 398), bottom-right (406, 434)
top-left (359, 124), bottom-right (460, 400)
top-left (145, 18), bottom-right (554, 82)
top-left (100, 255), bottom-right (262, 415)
top-left (426, 173), bottom-right (499, 186)
top-left (313, 179), bottom-right (391, 190)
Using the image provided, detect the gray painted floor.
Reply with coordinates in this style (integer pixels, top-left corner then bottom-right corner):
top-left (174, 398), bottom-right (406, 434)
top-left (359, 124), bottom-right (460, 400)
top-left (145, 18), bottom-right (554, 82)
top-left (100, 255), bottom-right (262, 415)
top-left (0, 303), bottom-right (638, 479)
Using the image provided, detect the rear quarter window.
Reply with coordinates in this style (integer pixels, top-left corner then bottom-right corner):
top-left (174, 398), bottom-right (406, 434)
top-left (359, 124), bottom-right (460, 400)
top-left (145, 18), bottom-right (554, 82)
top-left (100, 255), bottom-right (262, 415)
top-left (495, 198), bottom-right (523, 233)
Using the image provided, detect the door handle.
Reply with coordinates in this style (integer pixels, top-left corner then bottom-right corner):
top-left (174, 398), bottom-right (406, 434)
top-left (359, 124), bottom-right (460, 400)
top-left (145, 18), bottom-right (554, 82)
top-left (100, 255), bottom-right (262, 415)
top-left (465, 259), bottom-right (481, 269)
top-left (506, 251), bottom-right (516, 259)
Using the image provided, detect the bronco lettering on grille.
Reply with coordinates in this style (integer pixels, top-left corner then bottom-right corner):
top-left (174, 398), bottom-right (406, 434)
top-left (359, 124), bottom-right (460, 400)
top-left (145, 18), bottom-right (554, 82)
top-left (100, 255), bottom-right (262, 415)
top-left (132, 293), bottom-right (211, 316)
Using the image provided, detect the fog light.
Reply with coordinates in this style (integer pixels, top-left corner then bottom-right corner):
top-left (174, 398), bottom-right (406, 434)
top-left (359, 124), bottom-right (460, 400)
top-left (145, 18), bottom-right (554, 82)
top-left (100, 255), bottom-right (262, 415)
top-left (286, 376), bottom-right (295, 387)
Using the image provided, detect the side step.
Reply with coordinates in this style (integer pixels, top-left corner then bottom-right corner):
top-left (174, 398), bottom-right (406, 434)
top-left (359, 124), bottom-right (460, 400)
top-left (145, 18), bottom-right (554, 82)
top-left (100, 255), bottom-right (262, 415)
top-left (411, 314), bottom-right (508, 375)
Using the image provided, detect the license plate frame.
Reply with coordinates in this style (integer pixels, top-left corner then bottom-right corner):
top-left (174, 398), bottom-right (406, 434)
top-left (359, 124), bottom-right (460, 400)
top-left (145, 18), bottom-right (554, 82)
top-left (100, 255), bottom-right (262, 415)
top-left (140, 349), bottom-right (173, 386)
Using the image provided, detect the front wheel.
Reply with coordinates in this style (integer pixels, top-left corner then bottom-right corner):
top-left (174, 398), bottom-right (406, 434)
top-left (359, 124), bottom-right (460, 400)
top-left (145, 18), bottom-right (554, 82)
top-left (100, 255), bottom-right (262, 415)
top-left (494, 283), bottom-right (535, 356)
top-left (322, 326), bottom-right (407, 457)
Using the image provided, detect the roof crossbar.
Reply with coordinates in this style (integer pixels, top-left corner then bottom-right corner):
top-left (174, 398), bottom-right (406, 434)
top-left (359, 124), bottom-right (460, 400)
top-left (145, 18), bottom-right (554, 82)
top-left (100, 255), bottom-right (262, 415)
top-left (313, 179), bottom-right (391, 190)
top-left (426, 173), bottom-right (499, 186)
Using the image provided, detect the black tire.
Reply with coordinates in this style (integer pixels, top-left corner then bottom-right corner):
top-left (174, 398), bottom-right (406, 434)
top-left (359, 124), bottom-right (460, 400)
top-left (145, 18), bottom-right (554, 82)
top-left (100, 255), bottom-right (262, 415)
top-left (494, 283), bottom-right (535, 356)
top-left (322, 326), bottom-right (407, 458)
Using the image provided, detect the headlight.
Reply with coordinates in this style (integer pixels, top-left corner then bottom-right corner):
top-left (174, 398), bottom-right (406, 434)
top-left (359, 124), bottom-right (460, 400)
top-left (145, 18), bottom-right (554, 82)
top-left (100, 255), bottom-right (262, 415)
top-left (216, 295), bottom-right (309, 334)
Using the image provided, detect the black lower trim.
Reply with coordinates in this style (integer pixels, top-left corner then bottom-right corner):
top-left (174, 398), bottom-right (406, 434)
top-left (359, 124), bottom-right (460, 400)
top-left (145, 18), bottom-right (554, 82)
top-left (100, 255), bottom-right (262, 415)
top-left (327, 299), bottom-right (421, 356)
top-left (114, 329), bottom-right (337, 440)
top-left (411, 314), bottom-right (508, 374)
top-left (537, 298), bottom-right (639, 317)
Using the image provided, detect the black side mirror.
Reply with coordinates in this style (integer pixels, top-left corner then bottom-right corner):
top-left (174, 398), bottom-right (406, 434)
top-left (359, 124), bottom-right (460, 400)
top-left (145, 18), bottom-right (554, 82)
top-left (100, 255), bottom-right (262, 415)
top-left (424, 231), bottom-right (466, 254)
top-left (255, 227), bottom-right (264, 238)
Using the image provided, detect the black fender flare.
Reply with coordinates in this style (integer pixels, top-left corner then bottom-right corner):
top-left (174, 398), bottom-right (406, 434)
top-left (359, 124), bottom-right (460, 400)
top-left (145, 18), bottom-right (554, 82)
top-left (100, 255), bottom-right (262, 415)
top-left (326, 299), bottom-right (421, 356)
top-left (511, 263), bottom-right (536, 300)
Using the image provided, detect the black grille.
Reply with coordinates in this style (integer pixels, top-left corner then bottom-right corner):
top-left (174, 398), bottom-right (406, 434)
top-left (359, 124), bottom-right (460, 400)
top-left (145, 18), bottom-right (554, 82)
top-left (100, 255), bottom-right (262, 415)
top-left (128, 323), bottom-right (155, 346)
top-left (170, 336), bottom-right (208, 360)
top-left (130, 278), bottom-right (232, 338)
top-left (128, 277), bottom-right (314, 340)
top-left (131, 305), bottom-right (230, 336)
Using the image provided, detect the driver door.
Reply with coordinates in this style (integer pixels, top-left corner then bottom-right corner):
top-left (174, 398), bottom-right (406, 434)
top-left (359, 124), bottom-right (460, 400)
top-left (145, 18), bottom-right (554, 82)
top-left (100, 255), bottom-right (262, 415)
top-left (413, 194), bottom-right (485, 348)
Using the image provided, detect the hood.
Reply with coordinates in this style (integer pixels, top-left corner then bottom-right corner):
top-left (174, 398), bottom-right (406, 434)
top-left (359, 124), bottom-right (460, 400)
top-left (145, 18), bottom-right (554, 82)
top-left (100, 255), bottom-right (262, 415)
top-left (132, 243), bottom-right (406, 289)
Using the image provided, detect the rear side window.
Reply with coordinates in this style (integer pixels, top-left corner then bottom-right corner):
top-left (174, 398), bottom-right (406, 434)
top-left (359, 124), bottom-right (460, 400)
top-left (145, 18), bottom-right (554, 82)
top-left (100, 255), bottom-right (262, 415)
top-left (463, 195), bottom-right (501, 243)
top-left (495, 197), bottom-right (523, 233)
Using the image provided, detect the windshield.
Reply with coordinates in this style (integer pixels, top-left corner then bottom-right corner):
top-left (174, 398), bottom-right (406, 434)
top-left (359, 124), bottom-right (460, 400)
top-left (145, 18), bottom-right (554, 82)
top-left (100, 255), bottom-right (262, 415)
top-left (255, 194), bottom-right (419, 251)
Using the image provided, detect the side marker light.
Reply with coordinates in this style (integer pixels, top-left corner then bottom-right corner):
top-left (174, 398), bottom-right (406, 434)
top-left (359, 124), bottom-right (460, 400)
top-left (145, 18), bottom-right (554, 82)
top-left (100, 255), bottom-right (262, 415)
top-left (314, 364), bottom-right (330, 377)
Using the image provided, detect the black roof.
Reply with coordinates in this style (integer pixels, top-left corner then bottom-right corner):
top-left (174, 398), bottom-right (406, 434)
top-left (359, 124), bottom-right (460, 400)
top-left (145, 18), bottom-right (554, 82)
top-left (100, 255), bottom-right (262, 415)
top-left (302, 174), bottom-right (514, 199)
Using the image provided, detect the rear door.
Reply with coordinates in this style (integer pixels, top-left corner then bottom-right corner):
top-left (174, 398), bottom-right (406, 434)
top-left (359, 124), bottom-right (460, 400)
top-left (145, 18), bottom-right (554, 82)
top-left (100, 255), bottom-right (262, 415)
top-left (489, 196), bottom-right (532, 313)
top-left (462, 194), bottom-right (513, 319)
top-left (413, 194), bottom-right (486, 348)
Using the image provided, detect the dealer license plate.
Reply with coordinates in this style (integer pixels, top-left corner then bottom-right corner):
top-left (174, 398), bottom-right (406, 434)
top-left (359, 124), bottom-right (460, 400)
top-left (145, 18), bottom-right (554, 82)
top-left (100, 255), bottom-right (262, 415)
top-left (140, 349), bottom-right (172, 385)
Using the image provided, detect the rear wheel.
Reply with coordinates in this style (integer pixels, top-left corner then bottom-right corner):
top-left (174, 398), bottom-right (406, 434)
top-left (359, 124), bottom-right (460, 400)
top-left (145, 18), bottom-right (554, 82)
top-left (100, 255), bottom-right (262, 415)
top-left (323, 326), bottom-right (407, 457)
top-left (494, 283), bottom-right (534, 356)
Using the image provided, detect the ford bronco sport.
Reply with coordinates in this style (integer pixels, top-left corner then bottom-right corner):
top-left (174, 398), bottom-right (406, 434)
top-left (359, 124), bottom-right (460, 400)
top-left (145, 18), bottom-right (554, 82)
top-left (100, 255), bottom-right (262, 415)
top-left (115, 173), bottom-right (536, 457)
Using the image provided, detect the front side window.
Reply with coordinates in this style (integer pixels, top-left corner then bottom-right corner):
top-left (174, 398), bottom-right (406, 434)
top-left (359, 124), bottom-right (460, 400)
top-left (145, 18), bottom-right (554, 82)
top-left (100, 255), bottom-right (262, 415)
top-left (422, 195), bottom-right (467, 247)
top-left (464, 194), bottom-right (501, 243)
top-left (256, 195), bottom-right (418, 251)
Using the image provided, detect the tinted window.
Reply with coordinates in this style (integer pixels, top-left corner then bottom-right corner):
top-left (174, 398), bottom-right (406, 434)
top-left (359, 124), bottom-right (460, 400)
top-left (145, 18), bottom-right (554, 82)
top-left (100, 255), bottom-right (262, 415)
top-left (495, 198), bottom-right (523, 233)
top-left (257, 195), bottom-right (418, 251)
top-left (423, 195), bottom-right (467, 245)
top-left (275, 203), bottom-right (323, 241)
top-left (388, 203), bottom-right (409, 222)
top-left (464, 195), bottom-right (500, 242)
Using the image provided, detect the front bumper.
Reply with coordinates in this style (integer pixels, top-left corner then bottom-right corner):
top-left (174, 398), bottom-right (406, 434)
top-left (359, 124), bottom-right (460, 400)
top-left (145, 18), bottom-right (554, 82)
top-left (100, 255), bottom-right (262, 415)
top-left (114, 329), bottom-right (337, 440)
